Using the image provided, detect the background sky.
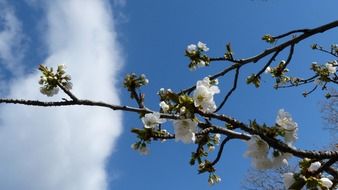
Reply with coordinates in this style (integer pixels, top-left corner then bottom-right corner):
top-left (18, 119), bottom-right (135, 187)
top-left (0, 0), bottom-right (337, 190)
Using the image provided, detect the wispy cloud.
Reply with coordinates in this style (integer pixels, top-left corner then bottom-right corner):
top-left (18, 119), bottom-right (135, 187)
top-left (0, 0), bottom-right (26, 80)
top-left (0, 0), bottom-right (123, 190)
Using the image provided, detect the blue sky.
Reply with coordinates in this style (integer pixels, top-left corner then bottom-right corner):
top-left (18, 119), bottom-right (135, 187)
top-left (0, 0), bottom-right (337, 190)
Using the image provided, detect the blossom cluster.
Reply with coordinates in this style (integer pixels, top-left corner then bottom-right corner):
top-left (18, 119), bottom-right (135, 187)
top-left (264, 60), bottom-right (291, 87)
top-left (185, 41), bottom-right (210, 70)
top-left (276, 109), bottom-right (298, 146)
top-left (245, 135), bottom-right (290, 169)
top-left (283, 160), bottom-right (333, 190)
top-left (123, 73), bottom-right (149, 93)
top-left (38, 64), bottom-right (72, 96)
top-left (245, 109), bottom-right (297, 169)
top-left (193, 77), bottom-right (220, 113)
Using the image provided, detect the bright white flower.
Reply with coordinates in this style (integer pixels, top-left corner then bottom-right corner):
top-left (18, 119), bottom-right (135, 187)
top-left (173, 119), bottom-right (197, 144)
top-left (187, 44), bottom-right (197, 54)
top-left (325, 62), bottom-right (337, 74)
top-left (276, 109), bottom-right (298, 146)
top-left (159, 101), bottom-right (170, 113)
top-left (283, 172), bottom-right (295, 189)
top-left (197, 41), bottom-right (209, 52)
top-left (193, 85), bottom-right (215, 111)
top-left (141, 112), bottom-right (166, 129)
top-left (308, 161), bottom-right (321, 172)
top-left (320, 177), bottom-right (333, 189)
top-left (193, 77), bottom-right (220, 113)
top-left (265, 66), bottom-right (272, 73)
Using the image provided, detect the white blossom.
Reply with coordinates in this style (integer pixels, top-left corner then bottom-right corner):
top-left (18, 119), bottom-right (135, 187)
top-left (245, 135), bottom-right (269, 158)
top-left (245, 135), bottom-right (272, 169)
top-left (173, 119), bottom-right (197, 144)
top-left (283, 172), bottom-right (295, 189)
top-left (265, 66), bottom-right (272, 73)
top-left (276, 109), bottom-right (298, 146)
top-left (308, 161), bottom-right (321, 172)
top-left (325, 62), bottom-right (337, 74)
top-left (40, 87), bottom-right (59, 97)
top-left (187, 44), bottom-right (197, 54)
top-left (193, 77), bottom-right (220, 113)
top-left (320, 177), bottom-right (333, 189)
top-left (197, 41), bottom-right (209, 52)
top-left (141, 112), bottom-right (166, 129)
top-left (159, 101), bottom-right (170, 113)
top-left (245, 135), bottom-right (291, 169)
top-left (197, 60), bottom-right (206, 67)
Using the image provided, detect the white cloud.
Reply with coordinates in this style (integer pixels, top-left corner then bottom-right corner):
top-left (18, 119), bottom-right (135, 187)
top-left (0, 0), bottom-right (26, 77)
top-left (0, 0), bottom-right (123, 190)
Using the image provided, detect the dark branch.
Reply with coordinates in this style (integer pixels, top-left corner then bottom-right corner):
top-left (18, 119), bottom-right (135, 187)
top-left (211, 136), bottom-right (232, 166)
top-left (214, 67), bottom-right (240, 112)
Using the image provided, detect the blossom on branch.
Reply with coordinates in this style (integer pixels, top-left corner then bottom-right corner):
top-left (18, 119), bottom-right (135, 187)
top-left (197, 41), bottom-right (209, 52)
top-left (186, 44), bottom-right (197, 54)
top-left (159, 101), bottom-right (170, 113)
top-left (193, 77), bottom-right (220, 113)
top-left (245, 135), bottom-right (272, 169)
top-left (186, 41), bottom-right (210, 70)
top-left (319, 177), bottom-right (333, 189)
top-left (173, 119), bottom-right (197, 144)
top-left (141, 112), bottom-right (166, 129)
top-left (325, 62), bottom-right (337, 74)
top-left (308, 161), bottom-right (321, 172)
top-left (245, 135), bottom-right (290, 169)
top-left (276, 109), bottom-right (298, 146)
top-left (38, 64), bottom-right (73, 97)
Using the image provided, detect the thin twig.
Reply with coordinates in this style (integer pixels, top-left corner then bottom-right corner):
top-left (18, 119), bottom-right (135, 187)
top-left (211, 136), bottom-right (232, 165)
top-left (57, 82), bottom-right (78, 101)
top-left (214, 67), bottom-right (240, 112)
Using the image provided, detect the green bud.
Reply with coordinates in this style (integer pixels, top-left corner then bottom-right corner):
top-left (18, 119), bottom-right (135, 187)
top-left (262, 34), bottom-right (275, 43)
